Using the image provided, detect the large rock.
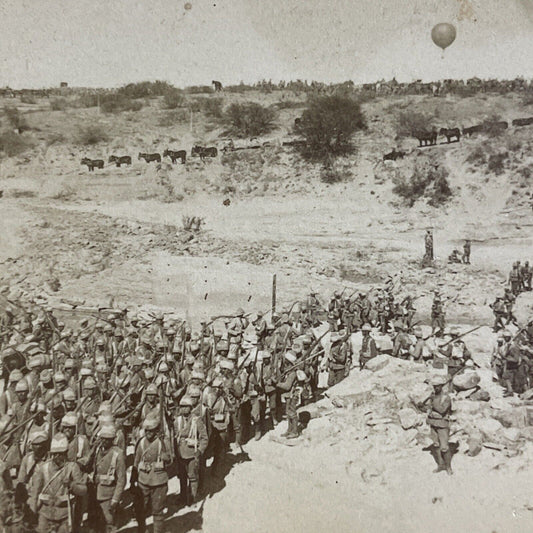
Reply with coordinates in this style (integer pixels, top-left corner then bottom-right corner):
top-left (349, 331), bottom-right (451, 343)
top-left (409, 382), bottom-right (434, 407)
top-left (502, 427), bottom-right (521, 444)
top-left (491, 407), bottom-right (528, 428)
top-left (364, 354), bottom-right (390, 372)
top-left (467, 432), bottom-right (483, 456)
top-left (453, 372), bottom-right (481, 391)
top-left (476, 418), bottom-right (503, 439)
top-left (398, 407), bottom-right (420, 430)
top-left (470, 389), bottom-right (490, 402)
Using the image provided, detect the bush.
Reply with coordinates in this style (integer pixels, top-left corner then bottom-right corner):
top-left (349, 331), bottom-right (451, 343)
top-left (397, 111), bottom-right (431, 138)
top-left (158, 110), bottom-right (188, 127)
top-left (320, 163), bottom-right (351, 184)
top-left (487, 152), bottom-right (508, 175)
top-left (393, 159), bottom-right (452, 207)
top-left (50, 98), bottom-right (68, 111)
top-left (3, 107), bottom-right (30, 132)
top-left (298, 95), bottom-right (366, 160)
top-left (20, 94), bottom-right (37, 105)
top-left (100, 94), bottom-right (143, 113)
top-left (0, 131), bottom-right (33, 157)
top-left (272, 100), bottom-right (306, 110)
top-left (162, 89), bottom-right (185, 109)
top-left (465, 146), bottom-right (486, 166)
top-left (223, 102), bottom-right (277, 137)
top-left (73, 94), bottom-right (99, 108)
top-left (185, 85), bottom-right (213, 95)
top-left (189, 97), bottom-right (224, 118)
top-left (76, 124), bottom-right (109, 145)
top-left (117, 81), bottom-right (175, 99)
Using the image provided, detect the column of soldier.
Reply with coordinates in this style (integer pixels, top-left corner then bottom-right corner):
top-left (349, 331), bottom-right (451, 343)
top-left (0, 278), bottom-right (531, 532)
top-left (489, 260), bottom-right (533, 398)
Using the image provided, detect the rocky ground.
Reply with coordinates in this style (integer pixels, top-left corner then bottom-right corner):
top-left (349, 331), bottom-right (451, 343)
top-left (2, 90), bottom-right (533, 531)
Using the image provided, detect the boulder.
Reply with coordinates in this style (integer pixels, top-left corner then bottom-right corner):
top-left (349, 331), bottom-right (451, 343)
top-left (467, 433), bottom-right (483, 456)
top-left (453, 372), bottom-right (481, 391)
top-left (470, 389), bottom-right (490, 402)
top-left (398, 408), bottom-right (420, 430)
top-left (364, 354), bottom-right (390, 372)
top-left (476, 418), bottom-right (503, 439)
top-left (491, 407), bottom-right (528, 428)
top-left (409, 382), bottom-right (434, 407)
top-left (502, 427), bottom-right (521, 444)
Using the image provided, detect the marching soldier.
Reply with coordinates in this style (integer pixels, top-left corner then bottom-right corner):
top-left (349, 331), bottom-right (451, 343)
top-left (174, 396), bottom-right (208, 504)
top-left (30, 432), bottom-right (87, 533)
top-left (359, 324), bottom-right (377, 369)
top-left (132, 417), bottom-right (171, 533)
top-left (91, 425), bottom-right (126, 533)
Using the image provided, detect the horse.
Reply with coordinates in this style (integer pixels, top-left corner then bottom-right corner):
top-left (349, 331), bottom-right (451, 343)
top-left (439, 128), bottom-right (461, 143)
top-left (138, 152), bottom-right (161, 163)
top-left (383, 149), bottom-right (406, 161)
top-left (512, 117), bottom-right (533, 127)
top-left (462, 124), bottom-right (484, 137)
top-left (191, 145), bottom-right (218, 161)
top-left (81, 158), bottom-right (104, 171)
top-left (212, 80), bottom-right (223, 92)
top-left (163, 149), bottom-right (187, 164)
top-left (108, 155), bottom-right (132, 167)
top-left (414, 130), bottom-right (437, 147)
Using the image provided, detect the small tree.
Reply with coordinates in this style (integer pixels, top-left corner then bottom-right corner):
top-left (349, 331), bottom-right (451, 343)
top-left (397, 111), bottom-right (431, 138)
top-left (223, 102), bottom-right (276, 137)
top-left (298, 95), bottom-right (366, 160)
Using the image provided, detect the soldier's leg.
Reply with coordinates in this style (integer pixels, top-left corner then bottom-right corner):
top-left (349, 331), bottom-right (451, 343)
top-left (151, 484), bottom-right (167, 533)
top-left (135, 483), bottom-right (150, 533)
top-left (177, 457), bottom-right (189, 502)
top-left (250, 398), bottom-right (261, 440)
top-left (99, 499), bottom-right (117, 533)
top-left (231, 408), bottom-right (242, 447)
top-left (187, 457), bottom-right (200, 503)
top-left (438, 427), bottom-right (452, 475)
top-left (430, 426), bottom-right (445, 472)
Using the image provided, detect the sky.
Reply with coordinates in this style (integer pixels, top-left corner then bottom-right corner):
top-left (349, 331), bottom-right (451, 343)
top-left (1, 0), bottom-right (533, 88)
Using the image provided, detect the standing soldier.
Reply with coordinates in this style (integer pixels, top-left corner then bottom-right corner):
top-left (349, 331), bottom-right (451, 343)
top-left (431, 294), bottom-right (445, 336)
top-left (132, 417), bottom-right (171, 533)
top-left (509, 262), bottom-right (521, 295)
top-left (227, 308), bottom-right (248, 361)
top-left (252, 312), bottom-right (268, 350)
top-left (359, 324), bottom-right (377, 370)
top-left (174, 396), bottom-right (208, 505)
top-left (30, 432), bottom-right (87, 533)
top-left (327, 332), bottom-right (349, 387)
top-left (490, 296), bottom-right (506, 332)
top-left (425, 229), bottom-right (434, 261)
top-left (205, 377), bottom-right (231, 476)
top-left (503, 289), bottom-right (517, 326)
top-left (521, 261), bottom-right (531, 291)
top-left (462, 239), bottom-right (471, 264)
top-left (91, 425), bottom-right (126, 533)
top-left (426, 375), bottom-right (453, 475)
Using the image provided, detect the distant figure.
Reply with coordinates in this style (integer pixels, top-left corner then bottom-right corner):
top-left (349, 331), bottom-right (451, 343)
top-left (425, 230), bottom-right (434, 261)
top-left (462, 239), bottom-right (471, 264)
top-left (212, 80), bottom-right (223, 92)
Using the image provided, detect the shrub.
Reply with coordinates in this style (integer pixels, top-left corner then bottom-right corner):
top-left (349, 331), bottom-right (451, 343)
top-left (162, 89), bottom-right (185, 109)
top-left (50, 98), bottom-right (68, 111)
top-left (117, 81), bottom-right (175, 99)
top-left (397, 111), bottom-right (431, 138)
top-left (100, 94), bottom-right (143, 113)
top-left (320, 164), bottom-right (350, 184)
top-left (223, 102), bottom-right (277, 137)
top-left (298, 95), bottom-right (366, 160)
top-left (158, 110), bottom-right (188, 127)
top-left (20, 94), bottom-right (37, 105)
top-left (273, 100), bottom-right (306, 110)
top-left (73, 94), bottom-right (99, 108)
top-left (465, 146), bottom-right (486, 166)
top-left (487, 152), bottom-right (508, 175)
top-left (3, 106), bottom-right (30, 132)
top-left (393, 160), bottom-right (452, 207)
top-left (185, 85), bottom-right (213, 95)
top-left (76, 124), bottom-right (109, 145)
top-left (0, 131), bottom-right (33, 157)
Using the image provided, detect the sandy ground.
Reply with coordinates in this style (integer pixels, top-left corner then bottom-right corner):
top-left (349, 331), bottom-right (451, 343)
top-left (2, 91), bottom-right (533, 532)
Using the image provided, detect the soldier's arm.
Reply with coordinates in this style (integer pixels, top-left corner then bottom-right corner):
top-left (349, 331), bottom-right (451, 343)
top-left (160, 439), bottom-right (172, 465)
top-left (197, 418), bottom-right (209, 455)
top-left (29, 464), bottom-right (42, 513)
top-left (68, 462), bottom-right (87, 497)
top-left (112, 450), bottom-right (127, 505)
top-left (230, 379), bottom-right (243, 399)
top-left (277, 372), bottom-right (296, 392)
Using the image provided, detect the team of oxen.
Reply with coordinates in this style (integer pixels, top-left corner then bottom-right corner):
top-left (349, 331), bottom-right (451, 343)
top-left (383, 116), bottom-right (533, 161)
top-left (80, 145), bottom-right (217, 171)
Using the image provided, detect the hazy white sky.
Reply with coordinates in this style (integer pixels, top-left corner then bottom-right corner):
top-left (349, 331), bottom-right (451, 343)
top-left (2, 0), bottom-right (533, 88)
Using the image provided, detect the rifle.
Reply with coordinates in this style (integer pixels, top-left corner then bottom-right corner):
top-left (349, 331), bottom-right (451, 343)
top-left (437, 325), bottom-right (485, 350)
top-left (279, 348), bottom-right (325, 379)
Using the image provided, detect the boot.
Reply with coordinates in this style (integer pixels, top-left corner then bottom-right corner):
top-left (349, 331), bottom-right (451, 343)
top-left (433, 448), bottom-right (446, 473)
top-left (286, 418), bottom-right (299, 439)
top-left (280, 421), bottom-right (291, 438)
top-left (443, 450), bottom-right (453, 475)
top-left (254, 423), bottom-right (262, 441)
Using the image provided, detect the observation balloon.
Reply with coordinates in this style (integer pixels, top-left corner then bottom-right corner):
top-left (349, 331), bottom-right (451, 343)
top-left (431, 23), bottom-right (456, 51)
